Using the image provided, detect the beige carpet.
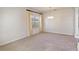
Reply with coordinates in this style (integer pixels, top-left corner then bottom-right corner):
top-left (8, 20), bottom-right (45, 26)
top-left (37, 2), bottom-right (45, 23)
top-left (0, 33), bottom-right (77, 51)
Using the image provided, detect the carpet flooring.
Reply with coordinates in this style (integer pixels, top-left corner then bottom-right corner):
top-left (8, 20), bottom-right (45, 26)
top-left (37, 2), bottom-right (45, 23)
top-left (0, 33), bottom-right (77, 51)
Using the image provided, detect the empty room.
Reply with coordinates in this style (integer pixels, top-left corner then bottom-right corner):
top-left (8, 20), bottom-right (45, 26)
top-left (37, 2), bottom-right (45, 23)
top-left (0, 7), bottom-right (78, 51)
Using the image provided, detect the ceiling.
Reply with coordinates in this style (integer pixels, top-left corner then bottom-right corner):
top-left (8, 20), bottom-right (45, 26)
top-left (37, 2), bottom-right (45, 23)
top-left (27, 7), bottom-right (61, 13)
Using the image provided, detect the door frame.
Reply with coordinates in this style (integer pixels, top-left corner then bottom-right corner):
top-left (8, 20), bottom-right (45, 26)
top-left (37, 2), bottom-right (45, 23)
top-left (27, 11), bottom-right (43, 36)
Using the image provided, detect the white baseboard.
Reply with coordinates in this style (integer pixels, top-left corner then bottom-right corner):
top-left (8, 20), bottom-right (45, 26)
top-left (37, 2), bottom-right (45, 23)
top-left (45, 31), bottom-right (73, 36)
top-left (0, 35), bottom-right (27, 46)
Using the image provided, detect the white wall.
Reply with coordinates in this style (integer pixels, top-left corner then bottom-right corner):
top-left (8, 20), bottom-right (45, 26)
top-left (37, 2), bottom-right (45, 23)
top-left (43, 8), bottom-right (74, 35)
top-left (0, 8), bottom-right (3, 40)
top-left (0, 7), bottom-right (29, 45)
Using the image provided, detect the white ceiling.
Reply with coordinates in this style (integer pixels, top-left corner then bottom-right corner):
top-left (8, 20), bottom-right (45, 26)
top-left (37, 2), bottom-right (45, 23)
top-left (27, 7), bottom-right (61, 13)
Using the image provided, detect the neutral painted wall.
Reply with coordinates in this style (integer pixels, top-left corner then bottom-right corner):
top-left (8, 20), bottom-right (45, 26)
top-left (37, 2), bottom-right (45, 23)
top-left (0, 8), bottom-right (3, 40)
top-left (0, 8), bottom-right (29, 45)
top-left (43, 8), bottom-right (74, 35)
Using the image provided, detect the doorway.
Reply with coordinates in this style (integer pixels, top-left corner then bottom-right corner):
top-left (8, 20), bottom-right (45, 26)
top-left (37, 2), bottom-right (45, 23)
top-left (27, 10), bottom-right (42, 36)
